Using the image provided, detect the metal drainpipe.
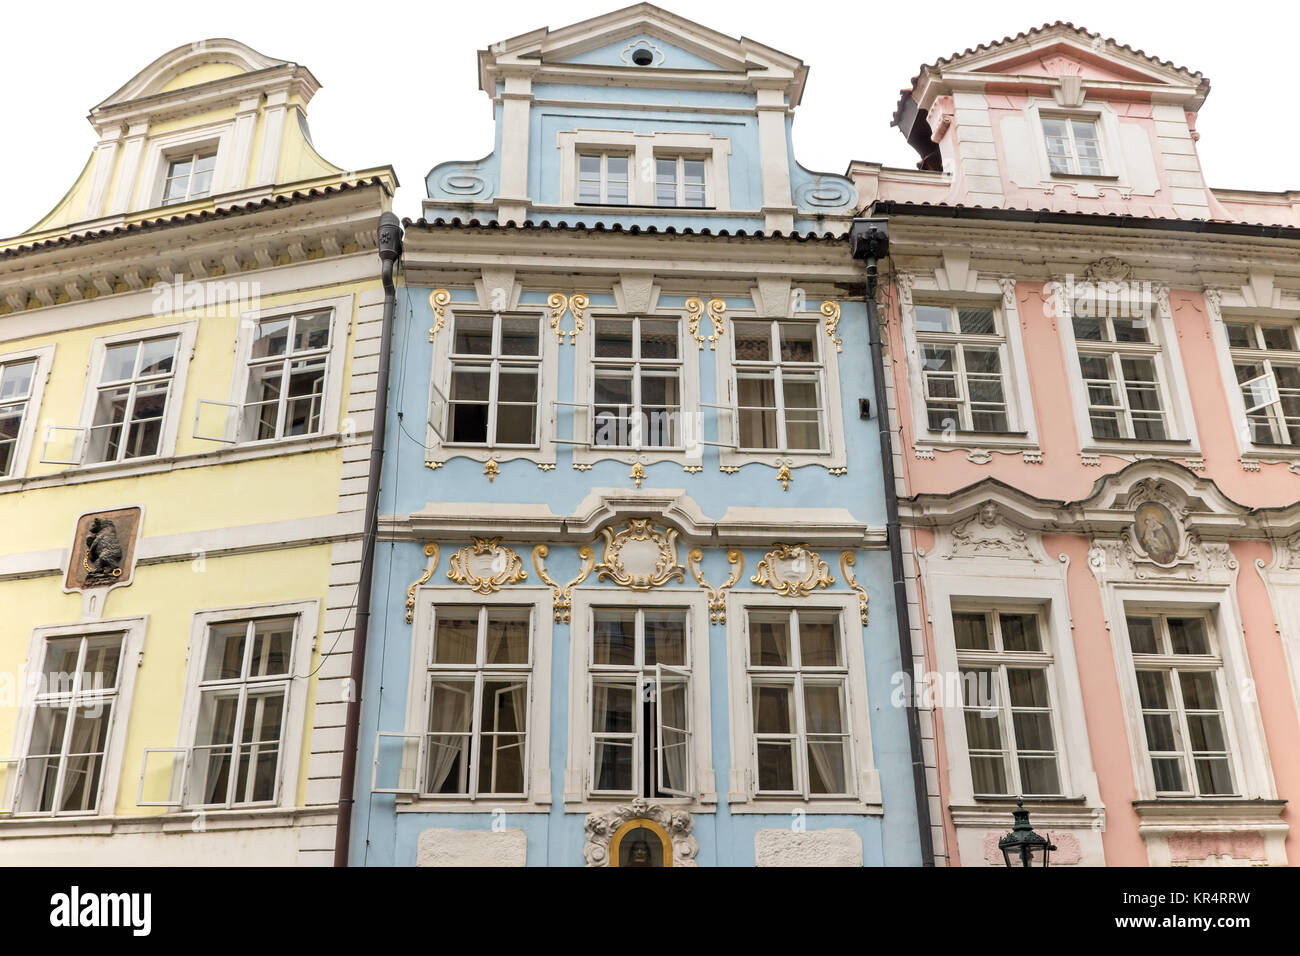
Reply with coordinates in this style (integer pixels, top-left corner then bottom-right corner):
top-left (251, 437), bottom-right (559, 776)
top-left (334, 210), bottom-right (403, 867)
top-left (849, 217), bottom-right (935, 866)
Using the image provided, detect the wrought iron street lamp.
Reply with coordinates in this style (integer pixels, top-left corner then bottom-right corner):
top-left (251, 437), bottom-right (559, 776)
top-left (998, 798), bottom-right (1056, 867)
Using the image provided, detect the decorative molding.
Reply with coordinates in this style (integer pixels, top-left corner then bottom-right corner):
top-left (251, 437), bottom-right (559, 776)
top-left (1083, 256), bottom-right (1133, 283)
top-left (895, 271), bottom-right (914, 308)
top-left (820, 300), bottom-right (842, 352)
top-left (483, 458), bottom-right (500, 483)
top-left (594, 519), bottom-right (686, 590)
top-left (828, 466), bottom-right (848, 476)
top-left (946, 503), bottom-right (1041, 562)
top-left (446, 537), bottom-right (527, 594)
top-left (425, 460), bottom-right (444, 470)
top-left (776, 463), bottom-right (792, 491)
top-left (706, 297), bottom-right (727, 350)
top-left (688, 547), bottom-right (744, 624)
top-left (750, 543), bottom-right (834, 597)
top-left (630, 462), bottom-right (646, 489)
top-left (682, 464), bottom-right (703, 474)
top-left (965, 449), bottom-right (993, 465)
top-left (583, 798), bottom-right (698, 867)
top-left (684, 296), bottom-right (706, 349)
top-left (839, 551), bottom-right (869, 625)
top-left (406, 543), bottom-right (440, 625)
top-left (719, 464), bottom-right (740, 474)
top-left (532, 544), bottom-right (595, 623)
top-left (427, 288), bottom-right (450, 342)
top-left (546, 292), bottom-right (568, 342)
top-left (537, 463), bottom-right (555, 471)
top-left (568, 292), bottom-right (589, 344)
top-left (573, 462), bottom-right (593, 471)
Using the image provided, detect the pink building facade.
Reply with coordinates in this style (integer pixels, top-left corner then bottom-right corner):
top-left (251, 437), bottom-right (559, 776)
top-left (852, 24), bottom-right (1300, 866)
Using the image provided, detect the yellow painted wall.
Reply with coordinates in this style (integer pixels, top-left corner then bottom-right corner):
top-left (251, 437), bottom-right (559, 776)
top-left (0, 545), bottom-right (331, 815)
top-left (159, 63), bottom-right (246, 92)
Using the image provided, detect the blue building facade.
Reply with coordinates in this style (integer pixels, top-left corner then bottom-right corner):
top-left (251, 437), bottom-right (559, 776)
top-left (351, 4), bottom-right (923, 866)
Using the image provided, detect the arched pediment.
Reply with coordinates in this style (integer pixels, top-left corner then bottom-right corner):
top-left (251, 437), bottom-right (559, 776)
top-left (95, 38), bottom-right (289, 110)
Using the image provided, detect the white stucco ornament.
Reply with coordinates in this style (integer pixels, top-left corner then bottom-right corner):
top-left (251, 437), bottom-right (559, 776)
top-left (583, 798), bottom-right (699, 867)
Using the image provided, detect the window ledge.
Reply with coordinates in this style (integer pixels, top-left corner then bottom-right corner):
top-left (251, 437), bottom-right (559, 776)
top-left (1131, 798), bottom-right (1287, 830)
top-left (727, 799), bottom-right (883, 815)
top-left (915, 434), bottom-right (1039, 453)
top-left (395, 798), bottom-right (552, 814)
top-left (6, 431), bottom-right (350, 492)
top-left (949, 800), bottom-right (1104, 829)
top-left (1081, 439), bottom-right (1200, 460)
top-left (0, 804), bottom-right (333, 839)
top-left (1047, 173), bottom-right (1120, 183)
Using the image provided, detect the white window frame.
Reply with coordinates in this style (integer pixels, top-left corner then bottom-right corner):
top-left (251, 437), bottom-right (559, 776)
top-left (195, 295), bottom-right (352, 446)
top-left (912, 300), bottom-right (1020, 436)
top-left (1026, 101), bottom-right (1126, 186)
top-left (0, 344), bottom-right (55, 482)
top-left (1121, 610), bottom-right (1242, 799)
top-left (42, 320), bottom-right (198, 469)
top-left (4, 617), bottom-right (147, 817)
top-left (568, 308), bottom-right (705, 469)
top-left (1041, 114), bottom-right (1105, 176)
top-left (716, 309), bottom-right (849, 470)
top-left (1056, 285), bottom-right (1200, 457)
top-left (897, 276), bottom-right (1038, 455)
top-left (576, 151), bottom-right (632, 205)
top-left (140, 124), bottom-right (231, 210)
top-left (1102, 586), bottom-right (1274, 803)
top-left (556, 129), bottom-right (732, 211)
top-left (951, 607), bottom-right (1066, 798)
top-left (148, 601), bottom-right (319, 812)
top-left (161, 149), bottom-right (219, 206)
top-left (652, 153), bottom-right (709, 208)
top-left (398, 586), bottom-right (553, 811)
top-left (724, 590), bottom-right (880, 812)
top-left (425, 296), bottom-right (559, 469)
top-left (565, 587), bottom-right (714, 808)
top-left (1209, 302), bottom-right (1300, 459)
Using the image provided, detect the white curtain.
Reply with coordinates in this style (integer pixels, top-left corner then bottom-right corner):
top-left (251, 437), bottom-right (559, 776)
top-left (426, 684), bottom-right (471, 793)
top-left (659, 676), bottom-right (689, 794)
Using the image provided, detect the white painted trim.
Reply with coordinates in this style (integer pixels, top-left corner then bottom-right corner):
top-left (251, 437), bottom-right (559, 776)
top-left (723, 589), bottom-right (882, 812)
top-left (557, 129), bottom-right (732, 210)
top-left (565, 586), bottom-right (714, 807)
top-left (0, 343), bottom-right (55, 480)
top-left (1025, 99), bottom-right (1130, 191)
top-left (136, 121), bottom-right (234, 212)
top-left (6, 616), bottom-right (149, 818)
top-left (223, 293), bottom-right (355, 444)
top-left (405, 585), bottom-right (554, 805)
top-left (171, 600), bottom-right (321, 810)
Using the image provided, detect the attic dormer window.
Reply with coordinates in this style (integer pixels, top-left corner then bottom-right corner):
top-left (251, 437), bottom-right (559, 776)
top-left (655, 157), bottom-right (706, 207)
top-left (162, 151), bottom-right (217, 205)
top-left (1043, 117), bottom-right (1103, 176)
top-left (578, 153), bottom-right (630, 205)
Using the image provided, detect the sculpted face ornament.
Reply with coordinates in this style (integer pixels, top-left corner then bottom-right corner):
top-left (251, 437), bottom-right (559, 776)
top-left (1133, 501), bottom-right (1179, 565)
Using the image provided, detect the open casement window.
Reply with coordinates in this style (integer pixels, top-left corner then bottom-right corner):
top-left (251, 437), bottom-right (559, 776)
top-left (1043, 116), bottom-right (1104, 175)
top-left (186, 616), bottom-right (295, 808)
top-left (952, 609), bottom-right (1063, 797)
top-left (1224, 319), bottom-right (1300, 446)
top-left (51, 335), bottom-right (180, 465)
top-left (193, 311), bottom-right (333, 444)
top-left (589, 607), bottom-right (693, 798)
top-left (731, 319), bottom-right (827, 453)
top-left (372, 732), bottom-right (423, 795)
top-left (746, 608), bottom-right (853, 799)
top-left (422, 606), bottom-right (532, 799)
top-left (577, 152), bottom-right (631, 205)
top-left (1073, 310), bottom-right (1168, 441)
top-left (14, 632), bottom-right (125, 815)
top-left (914, 304), bottom-right (1012, 433)
top-left (0, 758), bottom-right (16, 814)
top-left (137, 748), bottom-right (187, 807)
top-left (0, 357), bottom-right (37, 477)
top-left (1126, 614), bottom-right (1237, 798)
top-left (654, 155), bottom-right (707, 207)
top-left (443, 313), bottom-right (541, 447)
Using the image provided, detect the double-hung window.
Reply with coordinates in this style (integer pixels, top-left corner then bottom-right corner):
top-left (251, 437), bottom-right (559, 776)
top-left (162, 151), bottom-right (217, 205)
top-left (17, 633), bottom-right (124, 814)
top-left (733, 320), bottom-right (825, 451)
top-left (655, 156), bottom-right (706, 207)
top-left (424, 605), bottom-right (532, 797)
top-left (592, 316), bottom-right (681, 448)
top-left (241, 311), bottom-right (331, 441)
top-left (747, 608), bottom-right (852, 798)
top-left (1224, 319), bottom-right (1300, 446)
top-left (0, 357), bottom-right (37, 476)
top-left (1127, 614), bottom-right (1235, 797)
top-left (1074, 311), bottom-right (1167, 440)
top-left (1043, 117), bottom-right (1104, 175)
top-left (447, 313), bottom-right (541, 446)
top-left (915, 303), bottom-right (1011, 432)
top-left (577, 153), bottom-right (630, 205)
top-left (86, 335), bottom-right (179, 463)
top-left (189, 617), bottom-right (294, 807)
top-left (589, 607), bottom-right (692, 798)
top-left (953, 609), bottom-right (1062, 796)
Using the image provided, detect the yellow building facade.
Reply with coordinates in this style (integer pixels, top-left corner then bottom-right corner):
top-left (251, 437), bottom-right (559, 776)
top-left (0, 39), bottom-right (393, 864)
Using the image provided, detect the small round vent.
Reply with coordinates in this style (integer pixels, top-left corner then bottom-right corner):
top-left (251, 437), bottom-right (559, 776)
top-left (631, 47), bottom-right (653, 66)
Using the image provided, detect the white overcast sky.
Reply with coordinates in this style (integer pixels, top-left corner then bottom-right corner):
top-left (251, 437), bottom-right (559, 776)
top-left (3, 0), bottom-right (1297, 237)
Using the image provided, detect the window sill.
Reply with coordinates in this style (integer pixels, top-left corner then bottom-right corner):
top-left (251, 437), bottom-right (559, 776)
top-left (573, 202), bottom-right (718, 212)
top-left (0, 804), bottom-right (333, 838)
top-left (1081, 439), bottom-right (1200, 460)
top-left (1048, 173), bottom-right (1120, 182)
top-left (915, 433), bottom-right (1039, 454)
top-left (394, 798), bottom-right (552, 814)
top-left (1131, 798), bottom-right (1286, 828)
top-left (727, 799), bottom-right (883, 815)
